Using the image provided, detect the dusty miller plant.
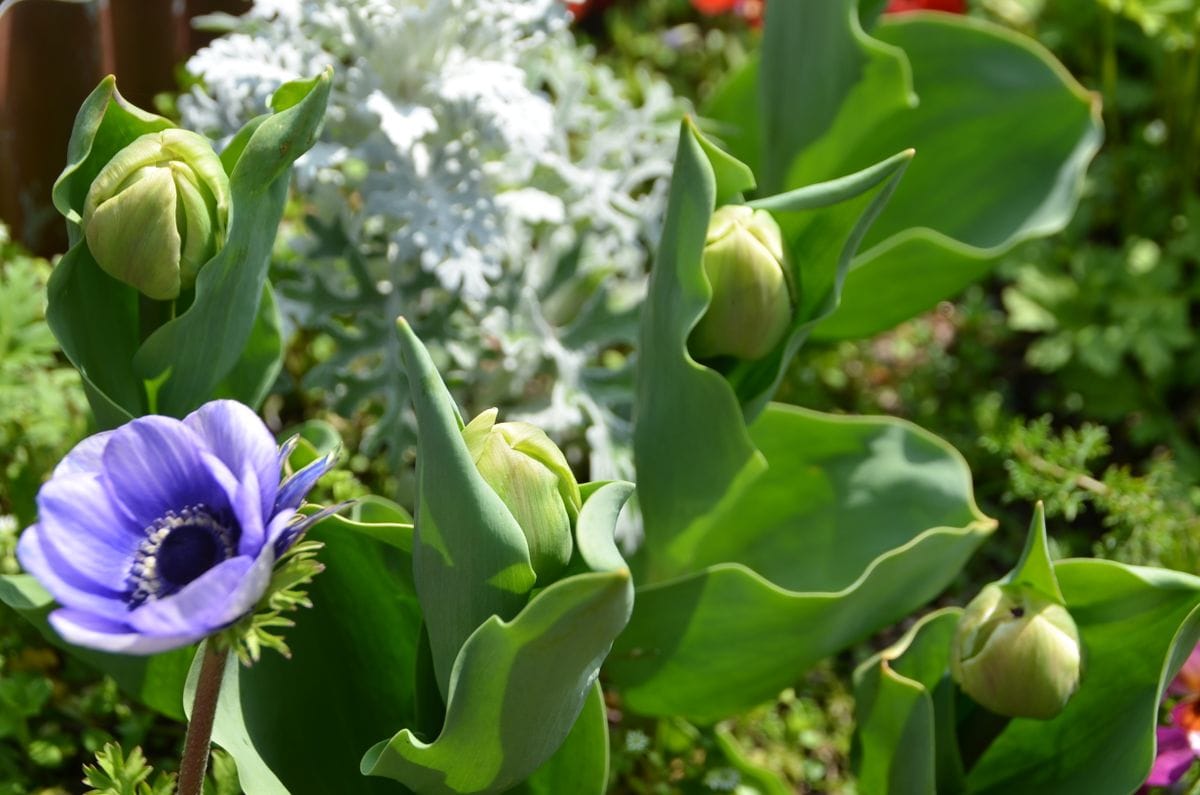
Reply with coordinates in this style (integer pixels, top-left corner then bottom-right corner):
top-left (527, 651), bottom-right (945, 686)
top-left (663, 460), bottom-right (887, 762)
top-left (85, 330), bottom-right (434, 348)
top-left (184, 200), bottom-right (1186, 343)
top-left (181, 0), bottom-right (683, 492)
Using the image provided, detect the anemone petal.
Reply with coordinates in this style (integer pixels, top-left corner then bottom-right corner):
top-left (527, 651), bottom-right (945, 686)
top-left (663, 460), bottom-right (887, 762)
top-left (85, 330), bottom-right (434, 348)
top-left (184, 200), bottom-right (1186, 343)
top-left (128, 548), bottom-right (272, 637)
top-left (230, 465), bottom-right (266, 557)
top-left (16, 528), bottom-right (130, 620)
top-left (50, 609), bottom-right (197, 655)
top-left (275, 449), bottom-right (338, 513)
top-left (52, 431), bottom-right (115, 478)
top-left (101, 416), bottom-right (223, 527)
top-left (36, 473), bottom-right (141, 586)
top-left (184, 400), bottom-right (280, 518)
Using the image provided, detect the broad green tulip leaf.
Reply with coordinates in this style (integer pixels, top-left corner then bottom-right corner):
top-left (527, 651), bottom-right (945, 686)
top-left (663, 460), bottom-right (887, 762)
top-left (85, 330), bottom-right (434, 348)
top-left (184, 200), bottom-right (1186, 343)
top-left (394, 317), bottom-right (535, 697)
top-left (635, 121), bottom-right (910, 580)
top-left (706, 1), bottom-right (1100, 340)
top-left (853, 608), bottom-right (964, 795)
top-left (0, 574), bottom-right (192, 720)
top-left (134, 70), bottom-right (332, 414)
top-left (507, 683), bottom-right (609, 795)
top-left (46, 244), bottom-right (142, 424)
top-left (228, 522), bottom-right (424, 793)
top-left (757, 0), bottom-right (912, 195)
top-left (362, 568), bottom-right (633, 794)
top-left (213, 282), bottom-right (284, 410)
top-left (612, 404), bottom-right (993, 722)
top-left (798, 13), bottom-right (1101, 339)
top-left (185, 645), bottom-right (287, 795)
top-left (966, 561), bottom-right (1200, 794)
top-left (363, 481), bottom-right (633, 794)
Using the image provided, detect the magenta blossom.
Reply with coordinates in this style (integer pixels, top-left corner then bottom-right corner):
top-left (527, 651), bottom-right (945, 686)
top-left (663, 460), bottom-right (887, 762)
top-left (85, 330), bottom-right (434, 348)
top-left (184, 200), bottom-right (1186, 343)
top-left (1148, 643), bottom-right (1200, 788)
top-left (17, 400), bottom-right (334, 655)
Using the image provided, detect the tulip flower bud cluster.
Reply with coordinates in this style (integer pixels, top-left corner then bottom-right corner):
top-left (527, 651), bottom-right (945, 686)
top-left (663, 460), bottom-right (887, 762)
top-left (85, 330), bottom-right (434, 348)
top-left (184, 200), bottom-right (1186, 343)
top-left (689, 204), bottom-right (794, 361)
top-left (463, 409), bottom-right (581, 581)
top-left (950, 582), bottom-right (1082, 720)
top-left (82, 129), bottom-right (230, 300)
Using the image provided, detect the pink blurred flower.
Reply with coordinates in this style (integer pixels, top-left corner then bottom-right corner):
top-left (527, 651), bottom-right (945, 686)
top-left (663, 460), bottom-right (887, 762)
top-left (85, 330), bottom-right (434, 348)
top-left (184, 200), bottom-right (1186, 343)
top-left (1147, 644), bottom-right (1200, 788)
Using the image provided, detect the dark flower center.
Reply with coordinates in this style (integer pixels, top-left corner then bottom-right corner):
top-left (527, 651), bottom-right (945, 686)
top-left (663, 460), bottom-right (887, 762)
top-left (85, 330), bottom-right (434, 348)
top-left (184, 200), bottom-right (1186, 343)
top-left (127, 505), bottom-right (238, 609)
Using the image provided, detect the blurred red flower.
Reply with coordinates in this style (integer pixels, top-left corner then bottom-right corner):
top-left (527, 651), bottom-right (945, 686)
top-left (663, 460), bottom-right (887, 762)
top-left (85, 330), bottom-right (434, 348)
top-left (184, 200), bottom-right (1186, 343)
top-left (884, 0), bottom-right (967, 13)
top-left (568, 0), bottom-right (964, 26)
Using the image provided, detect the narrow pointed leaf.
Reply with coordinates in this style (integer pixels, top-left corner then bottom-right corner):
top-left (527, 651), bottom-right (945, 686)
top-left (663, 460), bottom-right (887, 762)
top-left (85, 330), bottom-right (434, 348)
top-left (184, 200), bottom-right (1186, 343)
top-left (394, 317), bottom-right (535, 697)
top-left (134, 71), bottom-right (332, 413)
top-left (213, 282), bottom-right (284, 409)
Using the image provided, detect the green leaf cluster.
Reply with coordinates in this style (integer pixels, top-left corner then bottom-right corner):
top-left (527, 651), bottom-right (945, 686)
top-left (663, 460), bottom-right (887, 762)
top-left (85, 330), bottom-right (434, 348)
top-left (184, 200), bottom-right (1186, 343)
top-left (46, 71), bottom-right (331, 427)
top-left (705, 0), bottom-right (1101, 339)
top-left (82, 743), bottom-right (174, 795)
top-left (854, 555), bottom-right (1200, 793)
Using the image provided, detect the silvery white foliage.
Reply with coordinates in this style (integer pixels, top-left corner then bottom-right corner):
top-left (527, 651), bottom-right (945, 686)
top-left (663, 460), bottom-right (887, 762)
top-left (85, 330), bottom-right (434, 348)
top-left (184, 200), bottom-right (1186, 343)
top-left (181, 0), bottom-right (682, 495)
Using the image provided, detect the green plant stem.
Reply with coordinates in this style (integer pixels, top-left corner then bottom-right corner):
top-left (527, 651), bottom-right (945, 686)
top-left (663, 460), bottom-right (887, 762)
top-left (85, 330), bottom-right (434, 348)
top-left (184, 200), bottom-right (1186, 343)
top-left (178, 643), bottom-right (226, 795)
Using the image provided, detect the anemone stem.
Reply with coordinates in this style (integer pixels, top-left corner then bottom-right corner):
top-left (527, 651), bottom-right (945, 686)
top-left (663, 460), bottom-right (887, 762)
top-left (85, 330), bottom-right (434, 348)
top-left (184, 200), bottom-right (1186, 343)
top-left (178, 641), bottom-right (227, 795)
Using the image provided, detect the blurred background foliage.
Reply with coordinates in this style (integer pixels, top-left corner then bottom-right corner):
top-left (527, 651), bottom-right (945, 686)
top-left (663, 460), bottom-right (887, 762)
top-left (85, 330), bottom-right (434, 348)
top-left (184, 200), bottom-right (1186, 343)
top-left (3, 0), bottom-right (1200, 792)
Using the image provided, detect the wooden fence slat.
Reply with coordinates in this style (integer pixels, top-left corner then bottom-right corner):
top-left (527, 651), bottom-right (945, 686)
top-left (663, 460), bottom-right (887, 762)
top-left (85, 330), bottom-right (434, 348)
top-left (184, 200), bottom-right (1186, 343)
top-left (0, 0), bottom-right (250, 256)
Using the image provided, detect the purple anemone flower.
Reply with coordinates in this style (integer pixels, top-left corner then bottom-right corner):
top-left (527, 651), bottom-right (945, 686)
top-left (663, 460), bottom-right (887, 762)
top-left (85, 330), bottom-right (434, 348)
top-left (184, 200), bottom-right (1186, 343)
top-left (16, 400), bottom-right (335, 655)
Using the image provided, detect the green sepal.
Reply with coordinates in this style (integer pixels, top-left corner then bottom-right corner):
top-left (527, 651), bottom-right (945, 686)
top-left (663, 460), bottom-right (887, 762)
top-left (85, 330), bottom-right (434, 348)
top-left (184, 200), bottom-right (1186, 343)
top-left (1003, 502), bottom-right (1064, 605)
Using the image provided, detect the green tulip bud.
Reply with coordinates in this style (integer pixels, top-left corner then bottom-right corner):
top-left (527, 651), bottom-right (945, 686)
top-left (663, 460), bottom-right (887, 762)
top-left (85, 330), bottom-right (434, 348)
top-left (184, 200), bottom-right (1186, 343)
top-left (82, 129), bottom-right (230, 300)
top-left (462, 409), bottom-right (580, 581)
top-left (689, 205), bottom-right (794, 361)
top-left (950, 582), bottom-right (1082, 720)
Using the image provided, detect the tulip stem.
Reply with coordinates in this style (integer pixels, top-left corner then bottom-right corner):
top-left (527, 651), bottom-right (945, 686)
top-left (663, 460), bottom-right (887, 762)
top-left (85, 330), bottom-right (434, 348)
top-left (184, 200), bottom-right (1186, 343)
top-left (178, 642), bottom-right (227, 795)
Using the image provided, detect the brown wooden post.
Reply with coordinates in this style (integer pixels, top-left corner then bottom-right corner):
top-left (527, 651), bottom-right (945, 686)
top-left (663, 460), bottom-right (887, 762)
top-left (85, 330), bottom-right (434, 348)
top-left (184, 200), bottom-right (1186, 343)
top-left (103, 0), bottom-right (186, 110)
top-left (0, 0), bottom-right (106, 256)
top-left (0, 0), bottom-right (250, 255)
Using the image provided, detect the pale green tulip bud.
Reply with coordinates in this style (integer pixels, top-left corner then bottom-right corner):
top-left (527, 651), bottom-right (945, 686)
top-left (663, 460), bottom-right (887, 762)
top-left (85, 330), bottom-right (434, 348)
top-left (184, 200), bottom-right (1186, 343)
top-left (82, 129), bottom-right (230, 300)
top-left (950, 582), bottom-right (1082, 720)
top-left (689, 205), bottom-right (794, 361)
top-left (462, 409), bottom-right (580, 581)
